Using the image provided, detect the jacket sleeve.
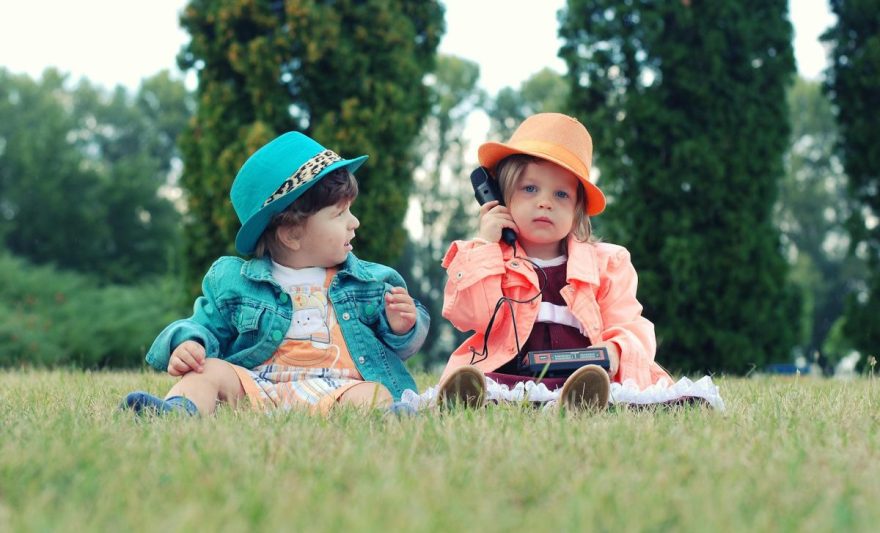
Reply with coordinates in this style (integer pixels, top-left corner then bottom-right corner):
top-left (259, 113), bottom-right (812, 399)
top-left (596, 247), bottom-right (658, 385)
top-left (441, 239), bottom-right (508, 333)
top-left (144, 260), bottom-right (236, 372)
top-left (374, 268), bottom-right (430, 361)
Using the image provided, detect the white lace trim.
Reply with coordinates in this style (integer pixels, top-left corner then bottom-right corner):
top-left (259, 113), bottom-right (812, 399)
top-left (400, 375), bottom-right (724, 411)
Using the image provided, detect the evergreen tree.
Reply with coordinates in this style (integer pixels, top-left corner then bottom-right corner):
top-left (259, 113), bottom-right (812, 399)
top-left (177, 0), bottom-right (444, 292)
top-left (822, 0), bottom-right (880, 361)
top-left (559, 1), bottom-right (798, 373)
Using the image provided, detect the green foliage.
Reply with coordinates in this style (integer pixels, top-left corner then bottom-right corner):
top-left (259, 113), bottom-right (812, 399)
top-left (559, 1), bottom-right (798, 373)
top-left (487, 67), bottom-right (570, 139)
top-left (177, 0), bottom-right (444, 294)
top-left (777, 77), bottom-right (866, 365)
top-left (0, 253), bottom-right (184, 368)
top-left (398, 55), bottom-right (483, 367)
top-left (0, 68), bottom-right (189, 283)
top-left (822, 0), bottom-right (880, 357)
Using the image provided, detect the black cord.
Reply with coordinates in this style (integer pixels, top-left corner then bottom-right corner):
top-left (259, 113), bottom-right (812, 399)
top-left (469, 241), bottom-right (549, 366)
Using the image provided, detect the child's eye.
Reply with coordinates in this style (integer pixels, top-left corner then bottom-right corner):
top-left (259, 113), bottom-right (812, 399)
top-left (555, 191), bottom-right (571, 199)
top-left (523, 185), bottom-right (537, 193)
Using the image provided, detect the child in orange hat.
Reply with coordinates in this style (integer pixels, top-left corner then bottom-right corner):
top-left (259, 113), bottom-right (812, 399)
top-left (435, 113), bottom-right (670, 410)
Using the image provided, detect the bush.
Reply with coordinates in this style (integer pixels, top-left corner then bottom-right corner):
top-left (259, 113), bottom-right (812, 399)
top-left (0, 253), bottom-right (185, 368)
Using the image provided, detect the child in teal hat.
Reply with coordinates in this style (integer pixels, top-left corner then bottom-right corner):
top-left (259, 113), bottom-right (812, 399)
top-left (122, 132), bottom-right (429, 416)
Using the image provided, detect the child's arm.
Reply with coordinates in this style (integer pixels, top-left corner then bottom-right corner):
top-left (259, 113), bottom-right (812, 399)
top-left (376, 284), bottom-right (430, 361)
top-left (595, 247), bottom-right (658, 383)
top-left (441, 201), bottom-right (518, 332)
top-left (384, 287), bottom-right (418, 335)
top-left (145, 259), bottom-right (237, 372)
top-left (440, 239), bottom-right (508, 333)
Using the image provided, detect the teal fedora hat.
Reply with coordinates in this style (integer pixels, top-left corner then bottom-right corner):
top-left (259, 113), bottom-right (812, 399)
top-left (231, 132), bottom-right (368, 255)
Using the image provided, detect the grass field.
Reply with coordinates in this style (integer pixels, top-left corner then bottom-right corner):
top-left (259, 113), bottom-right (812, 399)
top-left (1, 370), bottom-right (878, 532)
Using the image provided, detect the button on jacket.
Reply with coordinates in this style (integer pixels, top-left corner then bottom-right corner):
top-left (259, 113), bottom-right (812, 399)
top-left (440, 236), bottom-right (669, 388)
top-left (145, 254), bottom-right (428, 399)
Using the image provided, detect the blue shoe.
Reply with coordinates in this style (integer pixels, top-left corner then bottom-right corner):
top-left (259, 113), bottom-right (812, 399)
top-left (385, 401), bottom-right (417, 417)
top-left (122, 391), bottom-right (199, 416)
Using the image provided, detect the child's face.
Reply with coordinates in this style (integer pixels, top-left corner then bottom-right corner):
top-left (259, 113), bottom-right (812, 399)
top-left (289, 200), bottom-right (360, 268)
top-left (508, 160), bottom-right (579, 259)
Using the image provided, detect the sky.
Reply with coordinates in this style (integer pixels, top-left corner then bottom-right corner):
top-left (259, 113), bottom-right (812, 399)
top-left (0, 0), bottom-right (837, 238)
top-left (1, 0), bottom-right (834, 95)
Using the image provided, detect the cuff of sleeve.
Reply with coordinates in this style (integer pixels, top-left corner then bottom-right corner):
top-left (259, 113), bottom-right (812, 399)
top-left (380, 304), bottom-right (430, 360)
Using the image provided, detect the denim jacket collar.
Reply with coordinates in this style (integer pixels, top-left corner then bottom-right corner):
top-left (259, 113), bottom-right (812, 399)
top-left (239, 253), bottom-right (375, 286)
top-left (240, 256), bottom-right (279, 287)
top-left (335, 253), bottom-right (376, 282)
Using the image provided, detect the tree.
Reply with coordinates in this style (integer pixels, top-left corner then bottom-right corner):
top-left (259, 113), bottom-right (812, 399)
top-left (486, 67), bottom-right (570, 139)
top-left (0, 69), bottom-right (102, 266)
top-left (70, 72), bottom-right (192, 281)
top-left (398, 54), bottom-right (483, 366)
top-left (177, 0), bottom-right (444, 293)
top-left (559, 1), bottom-right (799, 373)
top-left (822, 0), bottom-right (880, 360)
top-left (777, 77), bottom-right (866, 367)
top-left (0, 69), bottom-right (187, 283)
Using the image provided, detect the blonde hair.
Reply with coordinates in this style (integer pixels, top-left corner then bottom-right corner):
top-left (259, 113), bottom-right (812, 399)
top-left (253, 168), bottom-right (358, 258)
top-left (494, 155), bottom-right (594, 243)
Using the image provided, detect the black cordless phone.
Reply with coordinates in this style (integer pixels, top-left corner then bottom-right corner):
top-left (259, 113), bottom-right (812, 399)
top-left (470, 166), bottom-right (517, 245)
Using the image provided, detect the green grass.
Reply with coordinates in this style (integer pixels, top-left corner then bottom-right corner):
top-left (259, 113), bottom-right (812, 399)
top-left (1, 370), bottom-right (878, 532)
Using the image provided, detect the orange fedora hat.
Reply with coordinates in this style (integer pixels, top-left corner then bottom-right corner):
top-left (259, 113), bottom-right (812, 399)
top-left (478, 113), bottom-right (606, 216)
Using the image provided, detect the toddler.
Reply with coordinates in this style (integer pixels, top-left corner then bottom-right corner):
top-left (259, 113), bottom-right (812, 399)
top-left (123, 132), bottom-right (429, 416)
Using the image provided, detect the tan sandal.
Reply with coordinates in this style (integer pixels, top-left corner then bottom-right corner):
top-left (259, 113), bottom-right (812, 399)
top-left (437, 366), bottom-right (487, 409)
top-left (558, 365), bottom-right (610, 411)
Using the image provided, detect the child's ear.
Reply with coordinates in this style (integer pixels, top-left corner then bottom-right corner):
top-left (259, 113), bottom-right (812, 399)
top-left (276, 225), bottom-right (302, 251)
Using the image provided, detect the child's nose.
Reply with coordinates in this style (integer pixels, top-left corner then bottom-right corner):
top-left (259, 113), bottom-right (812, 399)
top-left (349, 214), bottom-right (360, 229)
top-left (537, 193), bottom-right (553, 208)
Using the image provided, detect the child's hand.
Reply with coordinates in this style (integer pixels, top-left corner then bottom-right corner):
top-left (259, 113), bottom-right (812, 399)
top-left (385, 287), bottom-right (417, 335)
top-left (477, 201), bottom-right (518, 243)
top-left (591, 341), bottom-right (620, 378)
top-left (168, 340), bottom-right (206, 377)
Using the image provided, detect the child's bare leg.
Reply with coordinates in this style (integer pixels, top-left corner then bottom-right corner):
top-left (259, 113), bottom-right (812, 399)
top-left (337, 382), bottom-right (392, 409)
top-left (166, 358), bottom-right (245, 415)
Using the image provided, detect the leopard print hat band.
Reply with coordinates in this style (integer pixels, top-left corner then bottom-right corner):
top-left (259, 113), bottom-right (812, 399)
top-left (262, 149), bottom-right (343, 207)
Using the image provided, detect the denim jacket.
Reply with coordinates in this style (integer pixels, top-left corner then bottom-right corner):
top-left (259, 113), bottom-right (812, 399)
top-left (146, 254), bottom-right (428, 399)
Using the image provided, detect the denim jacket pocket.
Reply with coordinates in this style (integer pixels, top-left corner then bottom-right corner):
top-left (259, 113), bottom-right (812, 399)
top-left (233, 304), bottom-right (264, 337)
top-left (356, 296), bottom-right (384, 326)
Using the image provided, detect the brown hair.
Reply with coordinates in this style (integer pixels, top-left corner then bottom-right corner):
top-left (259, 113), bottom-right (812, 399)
top-left (494, 155), bottom-right (594, 244)
top-left (253, 168), bottom-right (359, 258)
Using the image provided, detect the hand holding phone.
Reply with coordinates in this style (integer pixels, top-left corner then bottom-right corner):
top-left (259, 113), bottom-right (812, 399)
top-left (470, 167), bottom-right (517, 245)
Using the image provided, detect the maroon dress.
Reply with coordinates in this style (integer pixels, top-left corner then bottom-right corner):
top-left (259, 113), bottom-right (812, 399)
top-left (488, 262), bottom-right (592, 390)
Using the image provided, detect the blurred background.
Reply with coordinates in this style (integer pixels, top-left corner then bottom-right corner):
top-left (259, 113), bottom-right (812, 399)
top-left (0, 0), bottom-right (876, 376)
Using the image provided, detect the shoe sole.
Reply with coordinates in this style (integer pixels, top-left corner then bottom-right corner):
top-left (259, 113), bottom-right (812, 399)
top-left (559, 365), bottom-right (610, 411)
top-left (437, 366), bottom-right (486, 409)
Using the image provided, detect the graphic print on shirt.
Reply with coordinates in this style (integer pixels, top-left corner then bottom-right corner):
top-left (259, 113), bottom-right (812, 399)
top-left (290, 291), bottom-right (332, 348)
top-left (272, 284), bottom-right (353, 370)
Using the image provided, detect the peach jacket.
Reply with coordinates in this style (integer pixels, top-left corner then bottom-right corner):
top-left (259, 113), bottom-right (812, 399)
top-left (440, 236), bottom-right (670, 389)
